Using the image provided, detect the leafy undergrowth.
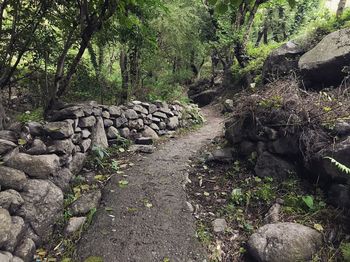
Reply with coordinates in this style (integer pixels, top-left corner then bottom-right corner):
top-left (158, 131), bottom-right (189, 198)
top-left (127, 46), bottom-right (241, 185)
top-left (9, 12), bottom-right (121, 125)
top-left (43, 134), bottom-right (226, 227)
top-left (186, 138), bottom-right (350, 262)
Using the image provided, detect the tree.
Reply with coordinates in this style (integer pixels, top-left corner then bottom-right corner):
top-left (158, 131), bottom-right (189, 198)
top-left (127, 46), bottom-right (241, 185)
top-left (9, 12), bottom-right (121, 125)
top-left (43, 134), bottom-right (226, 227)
top-left (337, 0), bottom-right (347, 16)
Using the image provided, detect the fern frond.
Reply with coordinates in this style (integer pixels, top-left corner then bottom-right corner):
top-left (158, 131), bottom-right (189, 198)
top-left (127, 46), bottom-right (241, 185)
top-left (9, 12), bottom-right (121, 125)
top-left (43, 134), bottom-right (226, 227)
top-left (324, 157), bottom-right (350, 175)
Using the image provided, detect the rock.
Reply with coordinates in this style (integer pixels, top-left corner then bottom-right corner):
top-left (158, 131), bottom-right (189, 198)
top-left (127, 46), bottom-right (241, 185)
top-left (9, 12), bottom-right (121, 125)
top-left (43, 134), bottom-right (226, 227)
top-left (119, 127), bottom-right (130, 139)
top-left (299, 28), bottom-right (350, 88)
top-left (44, 121), bottom-right (74, 139)
top-left (153, 111), bottom-right (167, 119)
top-left (108, 106), bottom-right (122, 117)
top-left (263, 41), bottom-right (304, 82)
top-left (14, 238), bottom-right (36, 262)
top-left (146, 104), bottom-right (157, 114)
top-left (133, 105), bottom-right (148, 115)
top-left (268, 135), bottom-right (299, 156)
top-left (129, 145), bottom-right (155, 154)
top-left (212, 218), bottom-right (227, 233)
top-left (49, 168), bottom-right (74, 192)
top-left (0, 130), bottom-right (18, 143)
top-left (115, 117), bottom-right (128, 128)
top-left (65, 217), bottom-right (86, 235)
top-left (81, 129), bottom-right (91, 138)
top-left (264, 202), bottom-right (282, 224)
top-left (69, 153), bottom-right (86, 175)
top-left (248, 223), bottom-right (322, 262)
top-left (152, 117), bottom-right (161, 123)
top-left (135, 137), bottom-right (153, 145)
top-left (102, 111), bottom-right (110, 118)
top-left (50, 106), bottom-right (84, 121)
top-left (5, 153), bottom-right (60, 179)
top-left (17, 179), bottom-right (63, 241)
top-left (206, 148), bottom-right (233, 163)
top-left (0, 166), bottom-right (27, 191)
top-left (69, 190), bottom-right (101, 216)
top-left (0, 139), bottom-right (17, 155)
top-left (107, 126), bottom-right (119, 139)
top-left (0, 190), bottom-right (24, 213)
top-left (239, 140), bottom-right (256, 156)
top-left (22, 226), bottom-right (40, 247)
top-left (149, 123), bottom-right (159, 131)
top-left (0, 208), bottom-right (12, 249)
top-left (222, 99), bottom-right (234, 113)
top-left (80, 139), bottom-right (92, 153)
top-left (71, 133), bottom-right (82, 144)
top-left (5, 216), bottom-right (25, 252)
top-left (0, 251), bottom-right (12, 262)
top-left (142, 126), bottom-right (159, 140)
top-left (91, 117), bottom-right (108, 149)
top-left (254, 152), bottom-right (297, 179)
top-left (92, 107), bottom-right (102, 116)
top-left (166, 116), bottom-right (179, 130)
top-left (79, 116), bottom-right (96, 128)
top-left (26, 122), bottom-right (44, 136)
top-left (159, 122), bottom-right (166, 130)
top-left (327, 183), bottom-right (350, 209)
top-left (334, 120), bottom-right (350, 136)
top-left (128, 119), bottom-right (144, 130)
top-left (103, 119), bottom-right (114, 128)
top-left (26, 139), bottom-right (47, 155)
top-left (190, 89), bottom-right (218, 107)
top-left (125, 109), bottom-right (138, 120)
top-left (47, 139), bottom-right (75, 155)
top-left (13, 256), bottom-right (24, 262)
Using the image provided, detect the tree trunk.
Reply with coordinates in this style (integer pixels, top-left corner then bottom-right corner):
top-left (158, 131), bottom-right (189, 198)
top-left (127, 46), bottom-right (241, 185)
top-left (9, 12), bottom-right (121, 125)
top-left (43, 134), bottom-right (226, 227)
top-left (337, 0), bottom-right (347, 16)
top-left (0, 98), bottom-right (6, 130)
top-left (129, 46), bottom-right (141, 96)
top-left (119, 48), bottom-right (129, 103)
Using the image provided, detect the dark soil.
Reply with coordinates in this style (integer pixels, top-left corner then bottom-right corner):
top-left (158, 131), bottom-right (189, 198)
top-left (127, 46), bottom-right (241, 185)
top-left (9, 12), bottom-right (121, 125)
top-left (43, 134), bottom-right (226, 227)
top-left (74, 107), bottom-right (225, 262)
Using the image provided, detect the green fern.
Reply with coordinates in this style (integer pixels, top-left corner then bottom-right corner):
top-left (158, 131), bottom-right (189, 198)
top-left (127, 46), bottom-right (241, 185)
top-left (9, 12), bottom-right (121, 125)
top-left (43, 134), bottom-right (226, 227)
top-left (324, 157), bottom-right (350, 175)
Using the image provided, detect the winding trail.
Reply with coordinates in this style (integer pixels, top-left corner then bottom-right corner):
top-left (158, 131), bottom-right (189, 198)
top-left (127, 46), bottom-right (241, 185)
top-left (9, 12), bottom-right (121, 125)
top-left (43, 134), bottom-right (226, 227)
top-left (76, 107), bottom-right (224, 262)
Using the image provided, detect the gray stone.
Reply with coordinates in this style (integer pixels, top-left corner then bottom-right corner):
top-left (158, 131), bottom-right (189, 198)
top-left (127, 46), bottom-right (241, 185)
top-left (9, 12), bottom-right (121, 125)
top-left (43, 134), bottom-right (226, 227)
top-left (129, 145), bottom-right (155, 154)
top-left (0, 190), bottom-right (24, 213)
top-left (13, 256), bottom-right (24, 262)
top-left (334, 120), bottom-right (350, 136)
top-left (72, 133), bottom-right (82, 144)
top-left (128, 119), bottom-right (144, 130)
top-left (17, 179), bottom-right (63, 241)
top-left (80, 139), bottom-right (92, 153)
top-left (159, 122), bottom-right (166, 130)
top-left (149, 123), bottom-right (159, 131)
top-left (65, 217), bottom-right (86, 235)
top-left (50, 106), bottom-right (84, 121)
top-left (49, 168), bottom-right (74, 192)
top-left (69, 153), bottom-right (86, 175)
top-left (79, 116), bottom-right (96, 128)
top-left (152, 117), bottom-right (161, 123)
top-left (142, 126), bottom-right (159, 140)
top-left (91, 117), bottom-right (108, 149)
top-left (26, 122), bottom-right (44, 136)
top-left (0, 130), bottom-right (18, 143)
top-left (102, 111), bottom-right (110, 118)
top-left (327, 183), bottom-right (350, 209)
top-left (5, 216), bottom-right (25, 252)
top-left (103, 119), bottom-right (114, 128)
top-left (44, 121), bottom-right (74, 139)
top-left (239, 140), bottom-right (256, 156)
top-left (0, 251), bottom-right (12, 262)
top-left (69, 190), bottom-right (101, 216)
top-left (115, 117), bottom-right (128, 128)
top-left (147, 104), bottom-right (157, 114)
top-left (153, 111), bottom-right (167, 119)
top-left (212, 218), bottom-right (227, 233)
top-left (207, 148), bottom-right (233, 164)
top-left (125, 109), bottom-right (138, 120)
top-left (190, 89), bottom-right (218, 107)
top-left (26, 139), bottom-right (47, 155)
top-left (47, 139), bottom-right (75, 155)
top-left (81, 129), bottom-right (91, 138)
top-left (264, 203), bottom-right (282, 224)
top-left (108, 106), bottom-right (122, 117)
top-left (92, 107), bottom-right (102, 116)
top-left (248, 223), bottom-right (322, 262)
top-left (0, 139), bottom-right (16, 155)
top-left (135, 137), bottom-right (153, 145)
top-left (133, 105), bottom-right (148, 115)
top-left (5, 153), bottom-right (60, 179)
top-left (223, 99), bottom-right (234, 113)
top-left (166, 116), bottom-right (179, 130)
top-left (0, 166), bottom-right (27, 191)
top-left (107, 126), bottom-right (119, 139)
top-left (119, 127), bottom-right (130, 139)
top-left (299, 28), bottom-right (350, 87)
top-left (0, 208), bottom-right (12, 249)
top-left (14, 238), bottom-right (36, 262)
top-left (268, 135), bottom-right (299, 156)
top-left (254, 152), bottom-right (297, 179)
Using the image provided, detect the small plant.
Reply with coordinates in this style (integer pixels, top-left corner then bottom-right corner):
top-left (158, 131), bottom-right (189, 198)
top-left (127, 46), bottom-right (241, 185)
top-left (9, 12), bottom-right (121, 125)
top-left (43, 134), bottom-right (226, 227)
top-left (325, 157), bottom-right (350, 175)
top-left (341, 242), bottom-right (350, 261)
top-left (16, 107), bottom-right (44, 123)
top-left (196, 222), bottom-right (212, 245)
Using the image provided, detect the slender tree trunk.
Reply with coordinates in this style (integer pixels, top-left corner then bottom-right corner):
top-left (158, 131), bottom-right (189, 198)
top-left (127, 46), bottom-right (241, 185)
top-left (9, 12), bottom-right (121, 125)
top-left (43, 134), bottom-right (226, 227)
top-left (129, 46), bottom-right (141, 96)
top-left (337, 0), bottom-right (347, 16)
top-left (119, 48), bottom-right (129, 103)
top-left (0, 98), bottom-right (6, 130)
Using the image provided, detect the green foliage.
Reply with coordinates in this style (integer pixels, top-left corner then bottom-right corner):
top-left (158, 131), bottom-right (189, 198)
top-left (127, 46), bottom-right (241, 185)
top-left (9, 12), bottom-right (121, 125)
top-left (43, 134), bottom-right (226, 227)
top-left (341, 242), bottom-right (350, 262)
top-left (16, 107), bottom-right (44, 123)
top-left (325, 157), bottom-right (350, 175)
top-left (196, 222), bottom-right (212, 245)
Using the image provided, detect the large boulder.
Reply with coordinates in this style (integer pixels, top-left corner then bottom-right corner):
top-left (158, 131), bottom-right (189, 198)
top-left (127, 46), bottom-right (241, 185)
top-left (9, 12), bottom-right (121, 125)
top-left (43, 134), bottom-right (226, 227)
top-left (0, 166), bottom-right (27, 191)
top-left (17, 179), bottom-right (63, 241)
top-left (5, 153), bottom-right (60, 179)
top-left (44, 121), bottom-right (74, 139)
top-left (263, 41), bottom-right (304, 82)
top-left (299, 28), bottom-right (350, 88)
top-left (190, 89), bottom-right (218, 107)
top-left (248, 222), bottom-right (322, 262)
